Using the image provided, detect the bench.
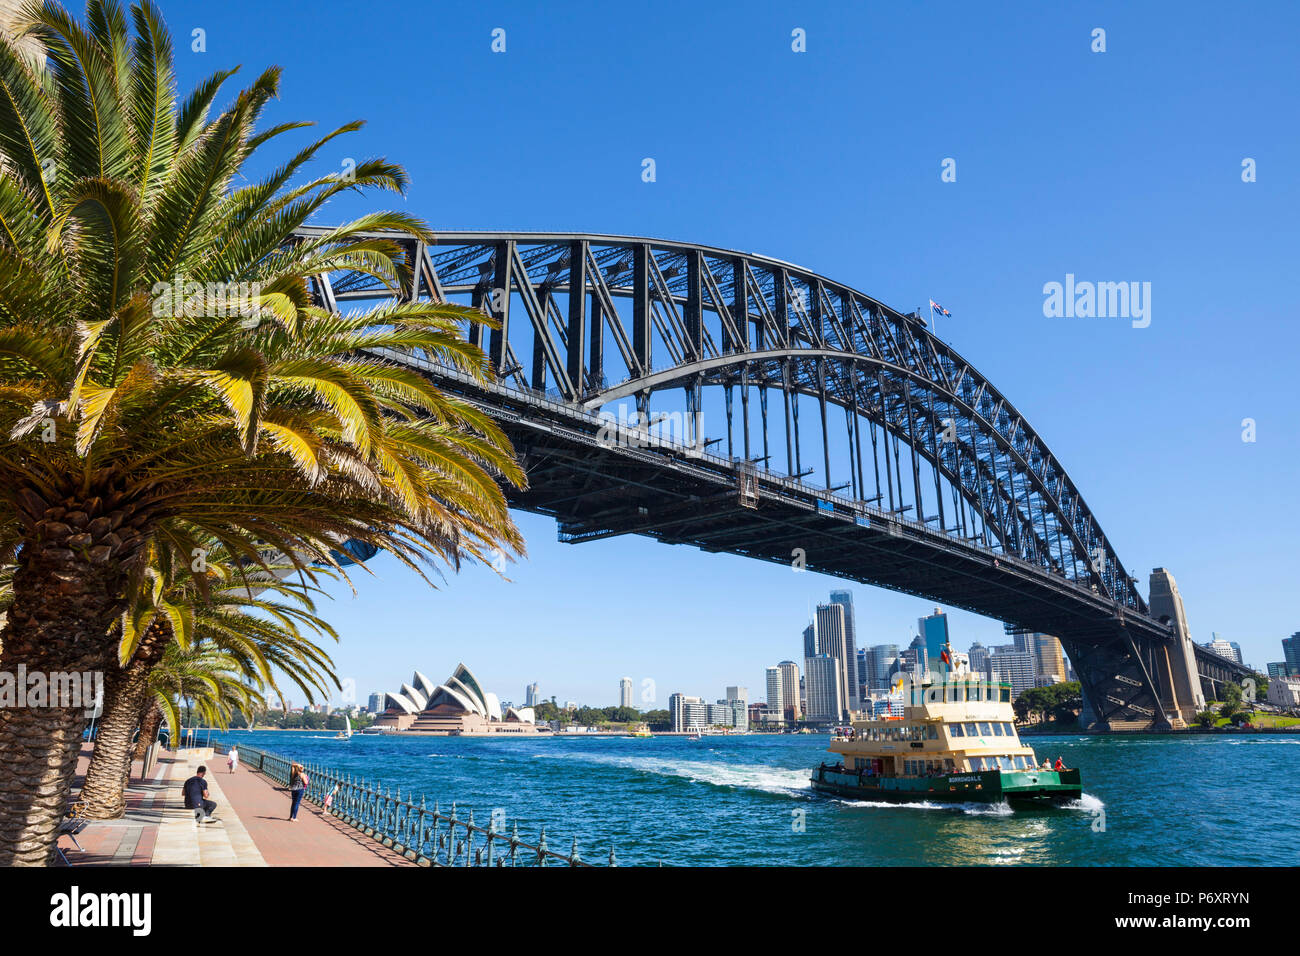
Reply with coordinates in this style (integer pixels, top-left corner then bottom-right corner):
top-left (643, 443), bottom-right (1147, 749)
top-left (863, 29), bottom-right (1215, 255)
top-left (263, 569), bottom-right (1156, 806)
top-left (55, 804), bottom-right (90, 866)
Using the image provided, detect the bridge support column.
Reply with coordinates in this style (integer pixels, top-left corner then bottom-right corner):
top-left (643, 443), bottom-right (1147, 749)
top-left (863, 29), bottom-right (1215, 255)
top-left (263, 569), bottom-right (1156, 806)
top-left (1148, 567), bottom-right (1206, 724)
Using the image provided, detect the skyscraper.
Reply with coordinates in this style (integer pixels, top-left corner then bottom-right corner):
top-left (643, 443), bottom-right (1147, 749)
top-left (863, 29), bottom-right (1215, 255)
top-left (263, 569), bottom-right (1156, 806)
top-left (619, 677), bottom-right (634, 708)
top-left (919, 608), bottom-right (949, 675)
top-left (803, 654), bottom-right (843, 723)
top-left (904, 634), bottom-right (928, 678)
top-left (802, 623), bottom-right (817, 659)
top-left (777, 661), bottom-right (801, 722)
top-left (1285, 633), bottom-right (1300, 676)
top-left (868, 644), bottom-right (900, 690)
top-left (725, 685), bottom-right (748, 705)
top-left (1034, 634), bottom-right (1067, 684)
top-left (829, 590), bottom-right (860, 710)
top-left (989, 645), bottom-right (1035, 697)
top-left (525, 682), bottom-right (539, 707)
top-left (765, 667), bottom-right (785, 724)
top-left (968, 642), bottom-right (990, 679)
top-left (814, 602), bottom-right (855, 718)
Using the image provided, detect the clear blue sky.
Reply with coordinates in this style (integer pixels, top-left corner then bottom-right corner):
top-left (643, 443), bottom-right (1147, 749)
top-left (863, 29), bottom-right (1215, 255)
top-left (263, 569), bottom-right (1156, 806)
top-left (155, 0), bottom-right (1299, 707)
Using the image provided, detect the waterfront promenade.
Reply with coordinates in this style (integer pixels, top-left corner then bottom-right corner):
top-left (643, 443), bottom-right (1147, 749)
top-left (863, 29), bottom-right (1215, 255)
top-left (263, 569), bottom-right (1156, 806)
top-left (59, 745), bottom-right (413, 867)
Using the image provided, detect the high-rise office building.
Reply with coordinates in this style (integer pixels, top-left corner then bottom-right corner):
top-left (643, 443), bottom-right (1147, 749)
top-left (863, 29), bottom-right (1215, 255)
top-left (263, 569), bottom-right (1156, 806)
top-left (619, 677), bottom-right (634, 708)
top-left (1284, 633), bottom-right (1300, 675)
top-left (829, 590), bottom-right (861, 710)
top-left (765, 667), bottom-right (785, 723)
top-left (367, 692), bottom-right (385, 713)
top-left (968, 642), bottom-right (990, 678)
top-left (814, 602), bottom-right (855, 718)
top-left (1205, 635), bottom-right (1243, 666)
top-left (1006, 628), bottom-right (1070, 686)
top-left (777, 661), bottom-right (801, 722)
top-left (1034, 634), bottom-right (1067, 683)
top-left (903, 634), bottom-right (928, 678)
top-left (802, 623), bottom-right (817, 659)
top-left (669, 693), bottom-right (706, 732)
top-left (868, 644), bottom-right (900, 690)
top-left (989, 646), bottom-right (1036, 697)
top-left (525, 682), bottom-right (540, 707)
top-left (726, 685), bottom-right (748, 705)
top-left (803, 654), bottom-right (843, 723)
top-left (919, 608), bottom-right (950, 675)
top-left (721, 699), bottom-right (749, 731)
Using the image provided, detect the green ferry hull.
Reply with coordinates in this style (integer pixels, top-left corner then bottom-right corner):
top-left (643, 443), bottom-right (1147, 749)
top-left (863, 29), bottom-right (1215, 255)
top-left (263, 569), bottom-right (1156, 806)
top-left (811, 765), bottom-right (1082, 805)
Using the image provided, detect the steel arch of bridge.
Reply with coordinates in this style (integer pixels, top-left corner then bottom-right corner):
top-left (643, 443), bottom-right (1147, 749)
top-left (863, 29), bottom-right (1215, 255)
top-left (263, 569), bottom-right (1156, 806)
top-left (298, 228), bottom-right (1249, 729)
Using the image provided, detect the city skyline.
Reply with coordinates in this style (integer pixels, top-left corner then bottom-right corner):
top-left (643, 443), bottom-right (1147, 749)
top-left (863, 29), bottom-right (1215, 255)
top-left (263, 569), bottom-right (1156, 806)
top-left (335, 536), bottom-right (1288, 711)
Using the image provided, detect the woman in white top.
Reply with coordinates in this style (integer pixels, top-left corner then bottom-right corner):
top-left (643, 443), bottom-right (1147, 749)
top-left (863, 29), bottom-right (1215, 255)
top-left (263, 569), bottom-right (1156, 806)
top-left (227, 745), bottom-right (239, 774)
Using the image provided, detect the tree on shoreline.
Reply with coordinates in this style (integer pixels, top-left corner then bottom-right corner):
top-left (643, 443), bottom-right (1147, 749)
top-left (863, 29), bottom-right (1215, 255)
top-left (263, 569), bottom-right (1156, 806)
top-left (0, 0), bottom-right (525, 865)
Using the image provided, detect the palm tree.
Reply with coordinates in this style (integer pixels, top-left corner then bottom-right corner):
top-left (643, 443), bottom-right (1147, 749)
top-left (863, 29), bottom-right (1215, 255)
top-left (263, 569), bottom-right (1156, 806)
top-left (0, 1), bottom-right (525, 864)
top-left (76, 537), bottom-right (340, 818)
top-left (146, 642), bottom-right (268, 745)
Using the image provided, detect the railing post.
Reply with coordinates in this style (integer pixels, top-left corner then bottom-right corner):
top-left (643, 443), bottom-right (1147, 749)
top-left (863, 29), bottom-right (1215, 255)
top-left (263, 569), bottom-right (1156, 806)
top-left (447, 803), bottom-right (458, 866)
top-left (537, 827), bottom-right (548, 867)
top-left (465, 810), bottom-right (475, 867)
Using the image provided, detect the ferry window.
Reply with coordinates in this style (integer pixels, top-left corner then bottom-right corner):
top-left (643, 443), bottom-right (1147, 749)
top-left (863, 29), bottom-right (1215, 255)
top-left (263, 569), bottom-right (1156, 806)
top-left (999, 756), bottom-right (1015, 772)
top-left (1002, 722), bottom-right (1015, 735)
top-left (928, 725), bottom-right (938, 739)
top-left (964, 722), bottom-right (979, 736)
top-left (979, 722), bottom-right (993, 736)
top-left (992, 723), bottom-right (1004, 736)
top-left (1001, 687), bottom-right (1011, 703)
top-left (951, 723), bottom-right (965, 737)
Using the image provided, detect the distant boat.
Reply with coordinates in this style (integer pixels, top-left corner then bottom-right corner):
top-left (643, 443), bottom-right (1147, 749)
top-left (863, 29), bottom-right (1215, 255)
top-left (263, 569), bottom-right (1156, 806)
top-left (626, 729), bottom-right (653, 738)
top-left (334, 715), bottom-right (352, 740)
top-left (687, 733), bottom-right (702, 741)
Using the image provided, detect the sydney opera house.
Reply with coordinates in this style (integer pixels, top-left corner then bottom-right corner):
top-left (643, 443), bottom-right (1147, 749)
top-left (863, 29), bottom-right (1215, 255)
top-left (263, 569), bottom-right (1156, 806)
top-left (371, 664), bottom-right (545, 735)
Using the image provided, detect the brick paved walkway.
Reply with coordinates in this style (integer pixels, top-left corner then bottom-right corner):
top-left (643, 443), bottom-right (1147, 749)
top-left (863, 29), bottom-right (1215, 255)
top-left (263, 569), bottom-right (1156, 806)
top-left (58, 745), bottom-right (410, 867)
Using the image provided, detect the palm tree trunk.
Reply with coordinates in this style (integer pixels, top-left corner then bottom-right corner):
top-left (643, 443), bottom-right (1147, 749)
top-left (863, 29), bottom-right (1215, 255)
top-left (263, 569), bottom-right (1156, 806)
top-left (0, 494), bottom-right (139, 866)
top-left (133, 702), bottom-right (164, 761)
top-left (76, 620), bottom-right (171, 819)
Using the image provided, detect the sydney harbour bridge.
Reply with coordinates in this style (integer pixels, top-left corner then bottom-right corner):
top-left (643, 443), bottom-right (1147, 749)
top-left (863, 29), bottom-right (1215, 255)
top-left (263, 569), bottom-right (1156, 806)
top-left (298, 227), bottom-right (1251, 731)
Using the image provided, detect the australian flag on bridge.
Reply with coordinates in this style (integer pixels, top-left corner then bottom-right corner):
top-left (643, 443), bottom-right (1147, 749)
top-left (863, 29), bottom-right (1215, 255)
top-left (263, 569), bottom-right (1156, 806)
top-left (930, 299), bottom-right (951, 318)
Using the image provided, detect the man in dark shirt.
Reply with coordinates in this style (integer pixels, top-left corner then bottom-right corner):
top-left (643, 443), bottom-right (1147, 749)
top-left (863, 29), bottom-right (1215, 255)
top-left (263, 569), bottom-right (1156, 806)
top-left (182, 766), bottom-right (216, 821)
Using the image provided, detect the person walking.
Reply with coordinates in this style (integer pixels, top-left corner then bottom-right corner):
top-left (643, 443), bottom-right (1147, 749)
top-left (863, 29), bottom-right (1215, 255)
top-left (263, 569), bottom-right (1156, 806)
top-left (227, 745), bottom-right (239, 774)
top-left (288, 762), bottom-right (310, 821)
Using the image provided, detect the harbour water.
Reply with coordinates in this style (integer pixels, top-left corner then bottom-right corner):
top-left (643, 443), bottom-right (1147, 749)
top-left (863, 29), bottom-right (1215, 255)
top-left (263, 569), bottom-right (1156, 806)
top-left (213, 730), bottom-right (1299, 866)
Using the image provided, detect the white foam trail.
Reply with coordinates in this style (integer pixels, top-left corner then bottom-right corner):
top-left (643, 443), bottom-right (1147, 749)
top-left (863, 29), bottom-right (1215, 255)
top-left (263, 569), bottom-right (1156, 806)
top-left (533, 752), bottom-right (813, 797)
top-left (1064, 793), bottom-right (1105, 812)
top-left (837, 798), bottom-right (1014, 816)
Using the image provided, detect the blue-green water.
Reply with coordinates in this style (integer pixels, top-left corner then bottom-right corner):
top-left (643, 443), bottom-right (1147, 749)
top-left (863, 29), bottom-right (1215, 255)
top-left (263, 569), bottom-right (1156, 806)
top-left (212, 730), bottom-right (1299, 866)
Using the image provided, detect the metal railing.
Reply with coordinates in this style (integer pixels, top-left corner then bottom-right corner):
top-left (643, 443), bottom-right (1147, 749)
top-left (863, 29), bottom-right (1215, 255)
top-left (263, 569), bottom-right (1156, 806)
top-left (230, 744), bottom-right (611, 867)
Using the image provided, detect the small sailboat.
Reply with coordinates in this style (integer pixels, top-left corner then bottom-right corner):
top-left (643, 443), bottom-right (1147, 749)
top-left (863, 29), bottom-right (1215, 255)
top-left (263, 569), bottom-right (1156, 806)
top-left (334, 715), bottom-right (352, 740)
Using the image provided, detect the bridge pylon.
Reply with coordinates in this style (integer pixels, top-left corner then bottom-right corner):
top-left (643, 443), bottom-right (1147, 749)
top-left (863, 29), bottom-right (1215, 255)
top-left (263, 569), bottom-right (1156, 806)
top-left (1147, 567), bottom-right (1206, 724)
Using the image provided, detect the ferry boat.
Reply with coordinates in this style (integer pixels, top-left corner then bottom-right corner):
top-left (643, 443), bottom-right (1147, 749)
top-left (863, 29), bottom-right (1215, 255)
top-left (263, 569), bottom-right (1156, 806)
top-left (811, 673), bottom-right (1081, 806)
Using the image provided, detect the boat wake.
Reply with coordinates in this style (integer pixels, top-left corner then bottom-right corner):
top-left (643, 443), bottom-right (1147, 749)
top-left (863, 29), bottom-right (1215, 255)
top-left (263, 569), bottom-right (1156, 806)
top-left (532, 752), bottom-right (813, 797)
top-left (837, 798), bottom-right (1015, 816)
top-left (1062, 793), bottom-right (1105, 813)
